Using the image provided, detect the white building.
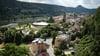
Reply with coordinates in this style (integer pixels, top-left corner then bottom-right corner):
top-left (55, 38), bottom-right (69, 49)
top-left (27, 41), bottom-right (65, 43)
top-left (32, 22), bottom-right (49, 26)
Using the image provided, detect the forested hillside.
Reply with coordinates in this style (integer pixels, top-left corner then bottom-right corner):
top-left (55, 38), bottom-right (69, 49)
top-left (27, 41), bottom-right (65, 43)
top-left (75, 7), bottom-right (100, 56)
top-left (0, 0), bottom-right (96, 20)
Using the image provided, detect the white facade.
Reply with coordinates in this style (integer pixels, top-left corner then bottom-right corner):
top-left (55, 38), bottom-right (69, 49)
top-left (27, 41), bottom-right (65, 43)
top-left (32, 22), bottom-right (49, 26)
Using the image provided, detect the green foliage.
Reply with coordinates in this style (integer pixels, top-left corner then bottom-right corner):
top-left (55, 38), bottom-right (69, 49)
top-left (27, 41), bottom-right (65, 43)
top-left (15, 31), bottom-right (23, 45)
top-left (54, 48), bottom-right (66, 56)
top-left (61, 22), bottom-right (68, 33)
top-left (0, 43), bottom-right (29, 56)
top-left (59, 41), bottom-right (68, 50)
top-left (54, 48), bottom-right (63, 56)
top-left (0, 27), bottom-right (36, 44)
top-left (4, 29), bottom-right (15, 43)
top-left (0, 27), bottom-right (8, 33)
top-left (48, 17), bottom-right (54, 23)
top-left (51, 31), bottom-right (58, 37)
top-left (23, 34), bottom-right (34, 43)
top-left (51, 31), bottom-right (58, 45)
top-left (4, 29), bottom-right (23, 45)
top-left (75, 35), bottom-right (94, 56)
top-left (48, 24), bottom-right (61, 31)
top-left (0, 0), bottom-right (95, 25)
top-left (0, 31), bottom-right (5, 43)
top-left (37, 24), bottom-right (60, 38)
top-left (75, 7), bottom-right (100, 56)
top-left (0, 0), bottom-right (65, 21)
top-left (19, 44), bottom-right (30, 56)
top-left (62, 23), bottom-right (68, 28)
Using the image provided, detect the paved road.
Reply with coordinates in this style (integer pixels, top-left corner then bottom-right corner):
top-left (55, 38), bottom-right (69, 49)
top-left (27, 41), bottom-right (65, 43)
top-left (45, 38), bottom-right (55, 56)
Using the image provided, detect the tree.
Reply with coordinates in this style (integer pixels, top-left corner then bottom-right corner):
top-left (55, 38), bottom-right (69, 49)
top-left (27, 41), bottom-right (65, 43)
top-left (15, 31), bottom-right (23, 45)
top-left (75, 35), bottom-right (94, 56)
top-left (23, 34), bottom-right (34, 43)
top-left (61, 12), bottom-right (66, 23)
top-left (54, 48), bottom-right (63, 56)
top-left (4, 29), bottom-right (23, 45)
top-left (59, 41), bottom-right (68, 50)
top-left (51, 31), bottom-right (58, 45)
top-left (4, 30), bottom-right (15, 43)
top-left (0, 0), bottom-right (16, 20)
top-left (54, 48), bottom-right (66, 56)
top-left (0, 31), bottom-right (4, 43)
top-left (51, 31), bottom-right (58, 37)
top-left (0, 27), bottom-right (8, 33)
top-left (48, 17), bottom-right (54, 23)
top-left (61, 22), bottom-right (68, 33)
top-left (62, 22), bottom-right (68, 28)
top-left (17, 44), bottom-right (30, 56)
top-left (0, 43), bottom-right (29, 56)
top-left (75, 7), bottom-right (100, 56)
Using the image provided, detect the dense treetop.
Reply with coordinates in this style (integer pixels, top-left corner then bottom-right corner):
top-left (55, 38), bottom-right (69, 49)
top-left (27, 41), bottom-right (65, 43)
top-left (75, 7), bottom-right (100, 56)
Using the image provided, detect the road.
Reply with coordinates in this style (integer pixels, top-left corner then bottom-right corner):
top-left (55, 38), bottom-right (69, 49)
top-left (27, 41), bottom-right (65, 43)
top-left (45, 38), bottom-right (55, 56)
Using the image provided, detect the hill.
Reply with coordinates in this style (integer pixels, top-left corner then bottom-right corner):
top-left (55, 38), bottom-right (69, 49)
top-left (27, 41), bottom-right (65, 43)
top-left (66, 5), bottom-right (96, 14)
top-left (15, 1), bottom-right (96, 17)
top-left (0, 0), bottom-right (96, 20)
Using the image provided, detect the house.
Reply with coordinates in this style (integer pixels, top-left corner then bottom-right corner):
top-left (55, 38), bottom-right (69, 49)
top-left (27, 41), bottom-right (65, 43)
top-left (54, 34), bottom-right (70, 48)
top-left (31, 38), bottom-right (47, 56)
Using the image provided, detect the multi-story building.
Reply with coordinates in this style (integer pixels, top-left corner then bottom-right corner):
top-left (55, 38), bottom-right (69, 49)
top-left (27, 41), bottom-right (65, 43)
top-left (31, 38), bottom-right (47, 56)
top-left (54, 34), bottom-right (70, 48)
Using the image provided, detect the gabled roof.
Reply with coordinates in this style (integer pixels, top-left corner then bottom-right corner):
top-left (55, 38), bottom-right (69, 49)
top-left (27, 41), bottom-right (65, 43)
top-left (32, 38), bottom-right (44, 43)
